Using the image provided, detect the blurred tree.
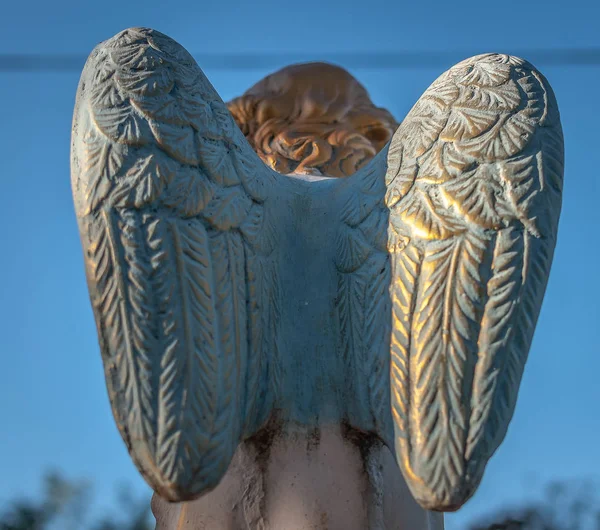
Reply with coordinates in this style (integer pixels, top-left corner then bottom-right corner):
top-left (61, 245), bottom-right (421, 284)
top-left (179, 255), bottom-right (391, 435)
top-left (0, 473), bottom-right (150, 530)
top-left (90, 483), bottom-right (152, 530)
top-left (469, 480), bottom-right (599, 530)
top-left (0, 472), bottom-right (90, 530)
top-left (1, 475), bottom-right (598, 529)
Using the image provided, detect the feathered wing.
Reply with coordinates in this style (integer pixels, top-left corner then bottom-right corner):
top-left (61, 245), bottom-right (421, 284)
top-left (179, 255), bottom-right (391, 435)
top-left (337, 54), bottom-right (564, 510)
top-left (71, 28), bottom-right (281, 501)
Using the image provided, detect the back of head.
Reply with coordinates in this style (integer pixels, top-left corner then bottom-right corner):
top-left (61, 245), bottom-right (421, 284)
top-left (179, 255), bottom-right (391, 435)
top-left (227, 62), bottom-right (398, 177)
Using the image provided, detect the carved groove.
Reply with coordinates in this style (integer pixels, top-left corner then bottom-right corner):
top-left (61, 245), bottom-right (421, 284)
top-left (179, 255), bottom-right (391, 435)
top-left (390, 243), bottom-right (422, 439)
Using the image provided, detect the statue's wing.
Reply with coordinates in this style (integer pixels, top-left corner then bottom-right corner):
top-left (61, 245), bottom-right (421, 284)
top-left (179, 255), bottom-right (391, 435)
top-left (336, 54), bottom-right (564, 510)
top-left (71, 28), bottom-right (281, 501)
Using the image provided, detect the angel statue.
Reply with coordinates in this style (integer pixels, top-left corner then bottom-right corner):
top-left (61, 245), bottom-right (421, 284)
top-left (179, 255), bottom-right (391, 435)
top-left (71, 27), bottom-right (564, 530)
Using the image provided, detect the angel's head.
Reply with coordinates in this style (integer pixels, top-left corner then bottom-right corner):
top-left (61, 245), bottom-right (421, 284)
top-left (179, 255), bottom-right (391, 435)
top-left (226, 62), bottom-right (398, 178)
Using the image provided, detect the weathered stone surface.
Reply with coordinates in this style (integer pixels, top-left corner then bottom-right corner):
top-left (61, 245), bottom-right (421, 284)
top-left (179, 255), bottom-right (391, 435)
top-left (151, 423), bottom-right (444, 530)
top-left (71, 26), bottom-right (563, 527)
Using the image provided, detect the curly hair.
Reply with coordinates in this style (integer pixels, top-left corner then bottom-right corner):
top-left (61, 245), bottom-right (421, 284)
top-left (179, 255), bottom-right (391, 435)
top-left (226, 62), bottom-right (398, 178)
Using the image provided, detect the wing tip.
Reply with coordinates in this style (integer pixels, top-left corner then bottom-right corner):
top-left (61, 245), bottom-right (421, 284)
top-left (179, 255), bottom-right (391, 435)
top-left (88, 26), bottom-right (193, 72)
top-left (405, 475), bottom-right (482, 512)
top-left (130, 438), bottom-right (229, 503)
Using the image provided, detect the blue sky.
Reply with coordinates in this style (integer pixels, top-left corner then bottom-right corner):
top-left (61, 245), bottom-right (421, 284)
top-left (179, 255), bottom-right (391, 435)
top-left (0, 0), bottom-right (598, 527)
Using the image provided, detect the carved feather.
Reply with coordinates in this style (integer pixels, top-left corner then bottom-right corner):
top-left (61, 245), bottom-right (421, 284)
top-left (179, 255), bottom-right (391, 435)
top-left (363, 250), bottom-right (393, 436)
top-left (243, 249), bottom-right (265, 434)
top-left (118, 211), bottom-right (158, 454)
top-left (408, 232), bottom-right (487, 494)
top-left (335, 164), bottom-right (395, 434)
top-left (336, 263), bottom-right (367, 424)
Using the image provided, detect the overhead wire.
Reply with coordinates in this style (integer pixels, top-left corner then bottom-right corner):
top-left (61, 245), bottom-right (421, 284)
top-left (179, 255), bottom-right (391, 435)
top-left (1, 48), bottom-right (599, 72)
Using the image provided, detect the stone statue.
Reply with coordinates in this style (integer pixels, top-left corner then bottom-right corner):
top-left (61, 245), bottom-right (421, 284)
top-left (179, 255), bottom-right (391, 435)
top-left (71, 27), bottom-right (564, 529)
